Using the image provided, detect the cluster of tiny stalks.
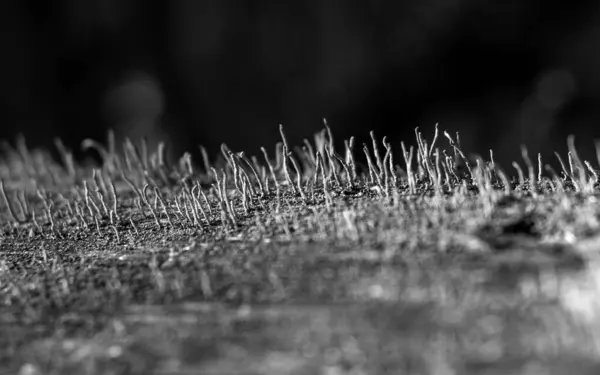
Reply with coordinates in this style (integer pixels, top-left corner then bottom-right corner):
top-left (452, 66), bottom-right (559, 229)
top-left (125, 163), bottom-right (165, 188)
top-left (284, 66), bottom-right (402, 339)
top-left (1, 121), bottom-right (600, 241)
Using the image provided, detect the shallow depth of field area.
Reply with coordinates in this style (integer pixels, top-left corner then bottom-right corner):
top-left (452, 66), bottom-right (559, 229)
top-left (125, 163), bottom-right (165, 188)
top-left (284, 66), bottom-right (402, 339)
top-left (3, 123), bottom-right (600, 374)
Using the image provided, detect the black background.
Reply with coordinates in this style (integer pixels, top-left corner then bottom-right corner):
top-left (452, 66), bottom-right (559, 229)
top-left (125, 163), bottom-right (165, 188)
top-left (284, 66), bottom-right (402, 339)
top-left (2, 0), bottom-right (600, 169)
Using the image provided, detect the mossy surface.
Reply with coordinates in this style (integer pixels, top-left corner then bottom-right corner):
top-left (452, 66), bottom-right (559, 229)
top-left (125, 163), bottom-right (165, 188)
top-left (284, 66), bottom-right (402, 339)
top-left (2, 126), bottom-right (600, 374)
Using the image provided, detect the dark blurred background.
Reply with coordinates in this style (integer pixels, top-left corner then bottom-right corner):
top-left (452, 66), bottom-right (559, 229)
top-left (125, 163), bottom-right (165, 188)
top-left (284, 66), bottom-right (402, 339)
top-left (2, 0), bottom-right (600, 168)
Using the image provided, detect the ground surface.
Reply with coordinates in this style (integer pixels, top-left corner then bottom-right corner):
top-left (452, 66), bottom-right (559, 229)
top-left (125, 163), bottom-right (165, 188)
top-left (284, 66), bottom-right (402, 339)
top-left (2, 128), bottom-right (600, 374)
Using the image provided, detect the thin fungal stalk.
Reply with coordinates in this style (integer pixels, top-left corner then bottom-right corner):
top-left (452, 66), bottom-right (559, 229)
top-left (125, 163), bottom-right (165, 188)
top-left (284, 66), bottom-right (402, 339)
top-left (323, 118), bottom-right (335, 154)
top-left (289, 155), bottom-right (307, 202)
top-left (111, 225), bottom-right (120, 242)
top-left (107, 129), bottom-right (120, 173)
top-left (545, 164), bottom-right (564, 192)
top-left (94, 216), bottom-right (102, 237)
top-left (154, 187), bottom-right (174, 227)
top-left (520, 145), bottom-right (536, 196)
top-left (143, 184), bottom-right (162, 229)
top-left (181, 184), bottom-right (200, 227)
top-left (211, 168), bottom-right (223, 203)
top-left (54, 138), bottom-right (76, 180)
top-left (382, 146), bottom-right (391, 197)
top-left (495, 167), bottom-right (512, 194)
top-left (241, 178), bottom-right (249, 214)
top-left (512, 162), bottom-right (525, 188)
top-left (434, 148), bottom-right (443, 194)
top-left (317, 151), bottom-right (328, 193)
top-left (414, 128), bottom-right (426, 172)
top-left (93, 170), bottom-right (109, 216)
top-left (32, 209), bottom-right (42, 233)
top-left (191, 184), bottom-right (209, 224)
top-left (313, 151), bottom-right (323, 187)
top-left (199, 187), bottom-right (213, 216)
top-left (595, 140), bottom-right (600, 172)
top-left (345, 137), bottom-right (357, 181)
top-left (297, 146), bottom-right (314, 175)
top-left (154, 141), bottom-right (169, 183)
top-left (383, 138), bottom-right (397, 189)
top-left (488, 149), bottom-right (496, 183)
top-left (191, 188), bottom-right (208, 225)
top-left (140, 136), bottom-right (150, 172)
top-left (199, 145), bottom-right (212, 178)
top-left (222, 146), bottom-right (240, 192)
top-left (173, 195), bottom-right (185, 221)
top-left (182, 152), bottom-right (194, 177)
top-left (261, 146), bottom-right (279, 193)
top-left (444, 150), bottom-right (459, 184)
top-left (15, 135), bottom-right (37, 178)
top-left (81, 138), bottom-right (110, 168)
top-left (324, 148), bottom-right (340, 187)
top-left (124, 137), bottom-right (145, 174)
top-left (46, 201), bottom-right (57, 237)
top-left (239, 152), bottom-right (265, 196)
top-left (474, 159), bottom-right (485, 193)
top-left (428, 123), bottom-right (439, 159)
top-left (181, 191), bottom-right (195, 226)
top-left (303, 139), bottom-right (317, 167)
top-left (221, 171), bottom-right (237, 226)
top-left (363, 144), bottom-right (379, 187)
top-left (75, 202), bottom-right (88, 229)
top-left (314, 130), bottom-right (327, 160)
top-left (554, 152), bottom-right (570, 180)
top-left (122, 143), bottom-right (133, 174)
top-left (278, 125), bottom-right (297, 193)
top-left (441, 157), bottom-right (451, 190)
top-left (332, 151), bottom-right (353, 189)
top-left (234, 153), bottom-right (257, 196)
top-left (370, 131), bottom-right (384, 179)
top-left (110, 180), bottom-right (120, 221)
top-left (415, 128), bottom-right (437, 184)
top-left (401, 142), bottom-right (416, 195)
top-left (567, 135), bottom-right (586, 184)
top-left (83, 181), bottom-right (94, 218)
top-left (122, 172), bottom-right (146, 215)
top-left (443, 130), bottom-right (473, 180)
top-left (0, 179), bottom-right (26, 223)
top-left (568, 152), bottom-right (575, 181)
top-left (584, 160), bottom-right (599, 183)
top-left (274, 142), bottom-right (284, 171)
top-left (554, 151), bottom-right (577, 191)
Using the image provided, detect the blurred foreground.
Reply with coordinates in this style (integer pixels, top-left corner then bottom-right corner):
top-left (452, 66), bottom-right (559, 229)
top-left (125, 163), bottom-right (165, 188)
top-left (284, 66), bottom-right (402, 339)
top-left (8, 239), bottom-right (600, 375)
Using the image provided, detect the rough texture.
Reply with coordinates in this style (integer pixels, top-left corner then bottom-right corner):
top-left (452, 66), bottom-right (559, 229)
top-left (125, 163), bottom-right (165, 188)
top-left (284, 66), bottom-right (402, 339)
top-left (2, 127), bottom-right (600, 374)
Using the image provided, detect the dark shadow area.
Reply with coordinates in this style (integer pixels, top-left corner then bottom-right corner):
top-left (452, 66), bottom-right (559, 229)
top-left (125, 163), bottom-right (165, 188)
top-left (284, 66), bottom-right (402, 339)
top-left (2, 1), bottom-right (600, 166)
